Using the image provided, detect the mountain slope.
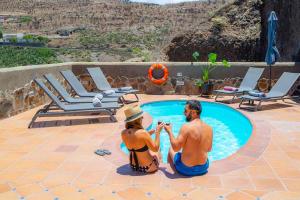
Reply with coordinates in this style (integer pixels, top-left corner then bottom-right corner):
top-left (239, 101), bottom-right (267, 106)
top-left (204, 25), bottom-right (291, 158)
top-left (166, 0), bottom-right (263, 61)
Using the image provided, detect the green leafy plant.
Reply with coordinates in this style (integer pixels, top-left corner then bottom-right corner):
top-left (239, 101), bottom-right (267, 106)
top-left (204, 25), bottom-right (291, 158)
top-left (78, 27), bottom-right (170, 50)
top-left (9, 36), bottom-right (18, 43)
top-left (132, 47), bottom-right (151, 62)
top-left (19, 16), bottom-right (32, 23)
top-left (23, 34), bottom-right (33, 43)
top-left (192, 51), bottom-right (200, 62)
top-left (193, 51), bottom-right (230, 87)
top-left (0, 46), bottom-right (60, 68)
top-left (37, 36), bottom-right (49, 44)
top-left (23, 35), bottom-right (49, 44)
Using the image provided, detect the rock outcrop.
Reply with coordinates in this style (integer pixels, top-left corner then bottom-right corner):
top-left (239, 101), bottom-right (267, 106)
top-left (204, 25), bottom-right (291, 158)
top-left (166, 0), bottom-right (263, 62)
top-left (261, 0), bottom-right (300, 61)
top-left (166, 0), bottom-right (300, 62)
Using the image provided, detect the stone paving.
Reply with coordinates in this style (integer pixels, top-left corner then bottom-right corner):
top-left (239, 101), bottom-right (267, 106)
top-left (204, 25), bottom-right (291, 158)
top-left (0, 94), bottom-right (300, 200)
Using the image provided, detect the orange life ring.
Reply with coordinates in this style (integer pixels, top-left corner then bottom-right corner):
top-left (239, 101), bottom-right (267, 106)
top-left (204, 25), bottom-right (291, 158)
top-left (148, 63), bottom-right (169, 85)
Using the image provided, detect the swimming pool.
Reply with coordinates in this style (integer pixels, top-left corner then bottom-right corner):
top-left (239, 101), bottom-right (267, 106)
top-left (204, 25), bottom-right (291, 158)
top-left (121, 100), bottom-right (253, 163)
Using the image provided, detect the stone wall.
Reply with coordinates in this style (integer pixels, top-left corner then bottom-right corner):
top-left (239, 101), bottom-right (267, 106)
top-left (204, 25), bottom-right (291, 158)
top-left (79, 72), bottom-right (299, 96)
top-left (0, 62), bottom-right (299, 119)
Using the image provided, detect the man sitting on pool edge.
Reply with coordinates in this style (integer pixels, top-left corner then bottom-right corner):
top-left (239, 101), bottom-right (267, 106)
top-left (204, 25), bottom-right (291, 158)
top-left (165, 100), bottom-right (213, 176)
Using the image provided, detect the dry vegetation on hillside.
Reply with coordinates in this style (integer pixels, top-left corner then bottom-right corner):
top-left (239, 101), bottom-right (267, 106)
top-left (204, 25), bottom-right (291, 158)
top-left (0, 0), bottom-right (230, 62)
top-left (1, 0), bottom-right (225, 34)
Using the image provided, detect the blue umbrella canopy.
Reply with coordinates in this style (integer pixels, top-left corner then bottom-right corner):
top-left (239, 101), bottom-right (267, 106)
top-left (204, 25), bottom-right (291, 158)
top-left (265, 11), bottom-right (280, 65)
top-left (265, 11), bottom-right (280, 90)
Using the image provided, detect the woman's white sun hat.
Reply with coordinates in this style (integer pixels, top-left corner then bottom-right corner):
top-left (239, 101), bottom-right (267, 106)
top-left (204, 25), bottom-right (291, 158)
top-left (124, 104), bottom-right (144, 122)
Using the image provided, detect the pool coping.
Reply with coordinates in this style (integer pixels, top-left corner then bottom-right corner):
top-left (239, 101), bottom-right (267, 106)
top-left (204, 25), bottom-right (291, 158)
top-left (102, 99), bottom-right (271, 175)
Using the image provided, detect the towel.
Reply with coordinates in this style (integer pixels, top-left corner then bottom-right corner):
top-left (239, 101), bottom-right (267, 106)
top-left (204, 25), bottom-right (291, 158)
top-left (248, 91), bottom-right (266, 97)
top-left (95, 94), bottom-right (103, 100)
top-left (93, 97), bottom-right (102, 107)
top-left (118, 86), bottom-right (133, 91)
top-left (103, 90), bottom-right (115, 95)
top-left (224, 86), bottom-right (238, 91)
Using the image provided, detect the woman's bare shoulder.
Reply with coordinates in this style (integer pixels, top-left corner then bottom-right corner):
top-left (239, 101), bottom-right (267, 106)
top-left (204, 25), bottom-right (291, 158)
top-left (135, 129), bottom-right (148, 137)
top-left (121, 129), bottom-right (146, 135)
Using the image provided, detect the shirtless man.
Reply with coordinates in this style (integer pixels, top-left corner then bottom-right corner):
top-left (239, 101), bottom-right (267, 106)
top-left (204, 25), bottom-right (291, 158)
top-left (165, 100), bottom-right (213, 176)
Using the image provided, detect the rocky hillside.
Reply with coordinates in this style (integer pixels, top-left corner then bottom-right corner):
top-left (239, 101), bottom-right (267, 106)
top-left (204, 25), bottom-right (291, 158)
top-left (2, 0), bottom-right (298, 62)
top-left (166, 0), bottom-right (300, 62)
top-left (166, 0), bottom-right (262, 61)
top-left (0, 0), bottom-right (229, 62)
top-left (0, 0), bottom-right (224, 35)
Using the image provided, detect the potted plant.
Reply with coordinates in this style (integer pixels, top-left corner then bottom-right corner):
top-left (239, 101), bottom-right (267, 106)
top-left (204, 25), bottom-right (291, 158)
top-left (193, 52), bottom-right (230, 96)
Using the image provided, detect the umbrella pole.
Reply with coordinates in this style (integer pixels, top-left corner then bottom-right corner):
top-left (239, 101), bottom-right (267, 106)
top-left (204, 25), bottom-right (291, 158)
top-left (269, 64), bottom-right (272, 91)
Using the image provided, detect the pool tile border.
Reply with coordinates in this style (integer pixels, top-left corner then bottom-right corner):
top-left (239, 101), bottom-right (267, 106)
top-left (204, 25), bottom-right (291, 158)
top-left (102, 100), bottom-right (271, 175)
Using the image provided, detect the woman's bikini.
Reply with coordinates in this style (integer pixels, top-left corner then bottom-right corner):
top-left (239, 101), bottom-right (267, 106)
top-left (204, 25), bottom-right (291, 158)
top-left (128, 145), bottom-right (158, 173)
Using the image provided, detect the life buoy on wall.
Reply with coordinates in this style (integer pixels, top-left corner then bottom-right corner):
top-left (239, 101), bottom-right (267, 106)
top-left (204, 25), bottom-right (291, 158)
top-left (148, 63), bottom-right (169, 85)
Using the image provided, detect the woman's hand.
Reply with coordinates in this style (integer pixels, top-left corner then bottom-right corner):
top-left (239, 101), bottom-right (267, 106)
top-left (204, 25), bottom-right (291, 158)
top-left (156, 123), bottom-right (164, 133)
top-left (148, 129), bottom-right (155, 135)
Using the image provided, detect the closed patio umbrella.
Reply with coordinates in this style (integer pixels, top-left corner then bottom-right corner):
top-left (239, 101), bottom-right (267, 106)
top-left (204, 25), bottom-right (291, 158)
top-left (265, 11), bottom-right (280, 91)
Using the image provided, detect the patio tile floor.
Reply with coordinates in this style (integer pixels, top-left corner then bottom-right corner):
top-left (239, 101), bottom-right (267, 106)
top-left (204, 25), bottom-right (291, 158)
top-left (0, 94), bottom-right (300, 199)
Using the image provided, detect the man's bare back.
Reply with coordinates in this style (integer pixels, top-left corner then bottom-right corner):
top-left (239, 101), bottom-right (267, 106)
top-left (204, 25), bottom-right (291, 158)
top-left (166, 100), bottom-right (213, 176)
top-left (181, 119), bottom-right (213, 166)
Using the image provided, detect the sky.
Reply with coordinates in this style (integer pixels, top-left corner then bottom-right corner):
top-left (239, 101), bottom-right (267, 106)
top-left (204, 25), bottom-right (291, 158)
top-left (130, 0), bottom-right (203, 5)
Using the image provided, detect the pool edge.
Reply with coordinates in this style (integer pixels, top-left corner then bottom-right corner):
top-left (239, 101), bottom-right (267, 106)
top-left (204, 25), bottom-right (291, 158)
top-left (104, 99), bottom-right (271, 175)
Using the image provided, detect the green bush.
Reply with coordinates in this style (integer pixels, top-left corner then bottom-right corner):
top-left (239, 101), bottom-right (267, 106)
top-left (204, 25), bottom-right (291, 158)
top-left (78, 26), bottom-right (170, 49)
top-left (19, 16), bottom-right (32, 23)
top-left (58, 48), bottom-right (91, 62)
top-left (132, 47), bottom-right (151, 62)
top-left (0, 46), bottom-right (60, 68)
top-left (9, 37), bottom-right (18, 43)
top-left (37, 36), bottom-right (49, 44)
top-left (23, 34), bottom-right (33, 42)
top-left (23, 35), bottom-right (49, 44)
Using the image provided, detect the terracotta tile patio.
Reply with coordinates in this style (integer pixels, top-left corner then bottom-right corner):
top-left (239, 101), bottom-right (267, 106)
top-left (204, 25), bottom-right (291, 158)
top-left (0, 94), bottom-right (300, 200)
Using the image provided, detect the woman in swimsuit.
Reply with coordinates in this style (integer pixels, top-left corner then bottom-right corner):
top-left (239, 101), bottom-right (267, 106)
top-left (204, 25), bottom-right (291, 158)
top-left (121, 104), bottom-right (163, 173)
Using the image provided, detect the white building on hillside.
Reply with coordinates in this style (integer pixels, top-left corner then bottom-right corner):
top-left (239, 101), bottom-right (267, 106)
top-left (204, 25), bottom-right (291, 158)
top-left (2, 33), bottom-right (25, 43)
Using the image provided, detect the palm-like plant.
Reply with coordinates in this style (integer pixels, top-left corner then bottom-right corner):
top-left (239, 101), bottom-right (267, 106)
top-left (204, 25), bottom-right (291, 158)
top-left (193, 52), bottom-right (230, 87)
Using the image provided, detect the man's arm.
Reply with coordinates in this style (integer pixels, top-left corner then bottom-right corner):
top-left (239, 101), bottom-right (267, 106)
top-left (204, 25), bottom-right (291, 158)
top-left (165, 124), bottom-right (188, 152)
top-left (207, 127), bottom-right (213, 152)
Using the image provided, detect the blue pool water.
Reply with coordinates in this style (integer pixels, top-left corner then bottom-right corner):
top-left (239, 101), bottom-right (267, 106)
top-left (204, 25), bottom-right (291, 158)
top-left (121, 100), bottom-right (253, 163)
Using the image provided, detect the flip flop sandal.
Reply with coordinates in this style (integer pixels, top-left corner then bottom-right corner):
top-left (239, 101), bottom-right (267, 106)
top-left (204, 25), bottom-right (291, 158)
top-left (94, 149), bottom-right (105, 156)
top-left (103, 149), bottom-right (111, 155)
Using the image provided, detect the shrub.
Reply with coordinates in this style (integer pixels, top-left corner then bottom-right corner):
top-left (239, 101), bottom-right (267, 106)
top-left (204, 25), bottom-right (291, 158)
top-left (132, 47), bottom-right (151, 62)
top-left (9, 37), bottom-right (18, 43)
top-left (0, 46), bottom-right (60, 68)
top-left (23, 34), bottom-right (34, 42)
top-left (23, 35), bottom-right (49, 44)
top-left (78, 27), bottom-right (170, 49)
top-left (19, 16), bottom-right (32, 23)
top-left (211, 16), bottom-right (227, 32)
top-left (37, 36), bottom-right (49, 44)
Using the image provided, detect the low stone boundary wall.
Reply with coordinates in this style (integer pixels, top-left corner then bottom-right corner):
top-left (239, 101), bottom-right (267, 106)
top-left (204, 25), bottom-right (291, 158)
top-left (0, 62), bottom-right (299, 119)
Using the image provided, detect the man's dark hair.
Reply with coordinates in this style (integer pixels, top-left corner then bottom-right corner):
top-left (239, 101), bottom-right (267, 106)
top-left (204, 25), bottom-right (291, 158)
top-left (186, 100), bottom-right (202, 116)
